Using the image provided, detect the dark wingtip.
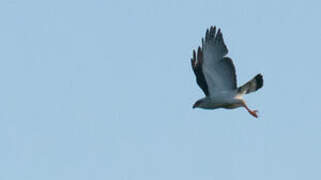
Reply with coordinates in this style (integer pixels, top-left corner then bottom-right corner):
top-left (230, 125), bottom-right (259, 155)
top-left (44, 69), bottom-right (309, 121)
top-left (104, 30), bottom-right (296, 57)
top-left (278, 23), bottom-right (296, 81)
top-left (255, 74), bottom-right (263, 90)
top-left (197, 46), bottom-right (203, 63)
top-left (217, 28), bottom-right (221, 34)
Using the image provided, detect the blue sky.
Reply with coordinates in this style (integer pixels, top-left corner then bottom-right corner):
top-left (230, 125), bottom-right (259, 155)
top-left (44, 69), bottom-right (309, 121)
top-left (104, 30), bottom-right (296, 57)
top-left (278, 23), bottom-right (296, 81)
top-left (1, 0), bottom-right (321, 179)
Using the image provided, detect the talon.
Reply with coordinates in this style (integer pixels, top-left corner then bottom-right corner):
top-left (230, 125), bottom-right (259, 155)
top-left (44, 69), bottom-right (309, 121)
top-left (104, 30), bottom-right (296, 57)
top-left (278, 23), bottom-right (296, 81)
top-left (250, 110), bottom-right (258, 118)
top-left (242, 100), bottom-right (259, 118)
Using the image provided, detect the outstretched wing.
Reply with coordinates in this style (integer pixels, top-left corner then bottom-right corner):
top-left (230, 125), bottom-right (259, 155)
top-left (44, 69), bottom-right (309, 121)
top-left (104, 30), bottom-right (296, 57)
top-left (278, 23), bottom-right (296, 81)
top-left (191, 47), bottom-right (209, 96)
top-left (191, 26), bottom-right (237, 96)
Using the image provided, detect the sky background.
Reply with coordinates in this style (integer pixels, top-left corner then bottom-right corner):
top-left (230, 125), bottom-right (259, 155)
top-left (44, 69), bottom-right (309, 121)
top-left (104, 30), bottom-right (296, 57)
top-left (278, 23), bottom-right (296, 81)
top-left (1, 0), bottom-right (321, 179)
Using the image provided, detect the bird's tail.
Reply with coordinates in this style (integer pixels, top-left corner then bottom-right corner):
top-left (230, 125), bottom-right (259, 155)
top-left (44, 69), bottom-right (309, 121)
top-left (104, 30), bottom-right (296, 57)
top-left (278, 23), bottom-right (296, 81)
top-left (237, 74), bottom-right (263, 95)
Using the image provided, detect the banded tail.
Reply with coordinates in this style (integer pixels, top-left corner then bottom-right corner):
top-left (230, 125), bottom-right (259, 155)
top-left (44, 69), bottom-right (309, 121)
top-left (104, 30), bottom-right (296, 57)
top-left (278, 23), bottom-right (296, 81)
top-left (237, 74), bottom-right (263, 94)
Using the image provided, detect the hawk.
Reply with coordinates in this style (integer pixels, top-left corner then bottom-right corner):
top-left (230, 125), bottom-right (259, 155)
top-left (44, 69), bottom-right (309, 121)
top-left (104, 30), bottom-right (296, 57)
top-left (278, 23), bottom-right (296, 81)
top-left (191, 26), bottom-right (263, 118)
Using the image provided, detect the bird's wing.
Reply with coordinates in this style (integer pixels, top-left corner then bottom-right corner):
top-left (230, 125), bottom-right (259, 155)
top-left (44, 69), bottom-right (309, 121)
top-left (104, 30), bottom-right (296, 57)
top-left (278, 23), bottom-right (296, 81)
top-left (191, 48), bottom-right (209, 96)
top-left (199, 26), bottom-right (237, 96)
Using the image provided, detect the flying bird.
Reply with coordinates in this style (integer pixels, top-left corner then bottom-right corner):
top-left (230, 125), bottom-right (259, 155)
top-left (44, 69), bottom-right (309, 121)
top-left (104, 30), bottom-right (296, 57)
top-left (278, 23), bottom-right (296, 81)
top-left (191, 26), bottom-right (263, 118)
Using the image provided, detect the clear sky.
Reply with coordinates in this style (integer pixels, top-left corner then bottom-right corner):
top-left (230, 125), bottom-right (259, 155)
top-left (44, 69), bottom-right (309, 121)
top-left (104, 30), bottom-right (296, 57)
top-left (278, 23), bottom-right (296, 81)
top-left (1, 0), bottom-right (321, 179)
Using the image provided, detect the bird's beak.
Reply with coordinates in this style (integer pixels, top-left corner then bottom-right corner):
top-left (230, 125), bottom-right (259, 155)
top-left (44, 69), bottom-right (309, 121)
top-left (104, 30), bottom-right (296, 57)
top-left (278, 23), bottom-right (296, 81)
top-left (193, 101), bottom-right (200, 109)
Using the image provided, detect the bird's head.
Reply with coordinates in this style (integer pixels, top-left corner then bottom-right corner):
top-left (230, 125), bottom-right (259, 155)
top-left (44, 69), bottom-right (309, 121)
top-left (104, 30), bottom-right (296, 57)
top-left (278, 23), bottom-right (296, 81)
top-left (193, 100), bottom-right (202, 109)
top-left (193, 98), bottom-right (208, 109)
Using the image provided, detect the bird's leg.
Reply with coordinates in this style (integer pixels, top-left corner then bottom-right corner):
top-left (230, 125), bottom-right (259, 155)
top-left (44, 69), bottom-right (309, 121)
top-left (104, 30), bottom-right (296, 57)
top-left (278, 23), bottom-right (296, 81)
top-left (242, 101), bottom-right (258, 118)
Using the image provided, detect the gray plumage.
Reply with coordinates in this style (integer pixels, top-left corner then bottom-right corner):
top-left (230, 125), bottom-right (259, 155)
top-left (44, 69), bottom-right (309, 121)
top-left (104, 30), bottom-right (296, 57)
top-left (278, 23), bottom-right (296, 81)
top-left (191, 26), bottom-right (263, 118)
